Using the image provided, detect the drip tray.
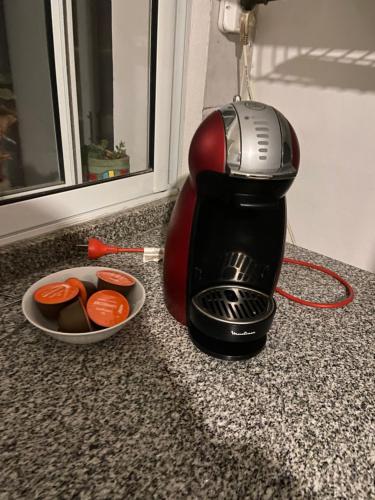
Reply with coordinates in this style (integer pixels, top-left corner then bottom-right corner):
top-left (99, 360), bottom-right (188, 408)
top-left (192, 285), bottom-right (273, 324)
top-left (189, 285), bottom-right (276, 359)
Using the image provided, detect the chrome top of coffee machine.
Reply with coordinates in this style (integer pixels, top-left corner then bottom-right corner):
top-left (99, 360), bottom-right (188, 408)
top-left (164, 99), bottom-right (300, 360)
top-left (222, 99), bottom-right (298, 180)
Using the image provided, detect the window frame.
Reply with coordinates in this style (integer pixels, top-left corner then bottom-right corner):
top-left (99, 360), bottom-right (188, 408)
top-left (0, 0), bottom-right (187, 244)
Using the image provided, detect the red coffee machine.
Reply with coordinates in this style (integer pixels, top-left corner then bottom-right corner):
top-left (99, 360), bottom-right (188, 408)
top-left (164, 100), bottom-right (299, 360)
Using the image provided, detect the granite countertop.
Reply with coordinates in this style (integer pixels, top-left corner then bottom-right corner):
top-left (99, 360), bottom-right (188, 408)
top-left (0, 202), bottom-right (374, 499)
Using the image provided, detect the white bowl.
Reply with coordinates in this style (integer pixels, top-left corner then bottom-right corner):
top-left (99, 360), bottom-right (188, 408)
top-left (22, 266), bottom-right (145, 345)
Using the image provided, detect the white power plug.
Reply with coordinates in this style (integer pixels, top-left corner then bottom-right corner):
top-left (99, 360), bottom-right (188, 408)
top-left (143, 247), bottom-right (164, 263)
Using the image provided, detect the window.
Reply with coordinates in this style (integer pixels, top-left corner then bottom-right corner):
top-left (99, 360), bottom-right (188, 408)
top-left (0, 0), bottom-right (186, 243)
top-left (72, 0), bottom-right (156, 182)
top-left (0, 0), bottom-right (65, 196)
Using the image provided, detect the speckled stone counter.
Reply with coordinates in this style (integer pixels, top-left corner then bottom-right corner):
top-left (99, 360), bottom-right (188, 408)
top-left (0, 201), bottom-right (374, 499)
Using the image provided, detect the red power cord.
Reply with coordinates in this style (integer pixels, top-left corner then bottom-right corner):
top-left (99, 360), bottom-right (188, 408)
top-left (82, 239), bottom-right (354, 309)
top-left (276, 257), bottom-right (354, 308)
top-left (86, 238), bottom-right (144, 259)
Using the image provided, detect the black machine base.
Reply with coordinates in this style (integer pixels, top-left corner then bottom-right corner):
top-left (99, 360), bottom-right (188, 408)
top-left (188, 286), bottom-right (275, 360)
top-left (188, 322), bottom-right (267, 361)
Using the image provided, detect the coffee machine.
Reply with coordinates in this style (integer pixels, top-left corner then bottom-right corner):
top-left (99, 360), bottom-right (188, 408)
top-left (163, 100), bottom-right (300, 360)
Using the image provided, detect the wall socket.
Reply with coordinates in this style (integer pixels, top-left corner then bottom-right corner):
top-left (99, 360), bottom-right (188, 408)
top-left (218, 0), bottom-right (244, 34)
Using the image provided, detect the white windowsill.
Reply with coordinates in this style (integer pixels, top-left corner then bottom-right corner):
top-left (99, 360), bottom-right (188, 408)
top-left (0, 188), bottom-right (178, 247)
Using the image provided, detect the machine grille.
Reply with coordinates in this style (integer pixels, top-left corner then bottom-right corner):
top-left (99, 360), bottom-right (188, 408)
top-left (255, 120), bottom-right (269, 160)
top-left (192, 286), bottom-right (273, 324)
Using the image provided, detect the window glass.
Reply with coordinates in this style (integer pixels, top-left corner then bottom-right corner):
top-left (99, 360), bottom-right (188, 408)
top-left (0, 0), bottom-right (156, 200)
top-left (72, 0), bottom-right (153, 183)
top-left (0, 0), bottom-right (63, 197)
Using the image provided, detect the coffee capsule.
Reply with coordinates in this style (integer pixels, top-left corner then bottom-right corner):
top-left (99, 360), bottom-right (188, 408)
top-left (58, 298), bottom-right (92, 333)
top-left (34, 282), bottom-right (79, 319)
top-left (65, 278), bottom-right (88, 304)
top-left (87, 290), bottom-right (130, 329)
top-left (82, 281), bottom-right (97, 299)
top-left (96, 270), bottom-right (135, 297)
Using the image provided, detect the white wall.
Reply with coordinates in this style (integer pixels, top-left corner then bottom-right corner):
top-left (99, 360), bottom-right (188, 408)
top-left (251, 0), bottom-right (375, 272)
top-left (178, 0), bottom-right (212, 180)
top-left (204, 0), bottom-right (243, 115)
